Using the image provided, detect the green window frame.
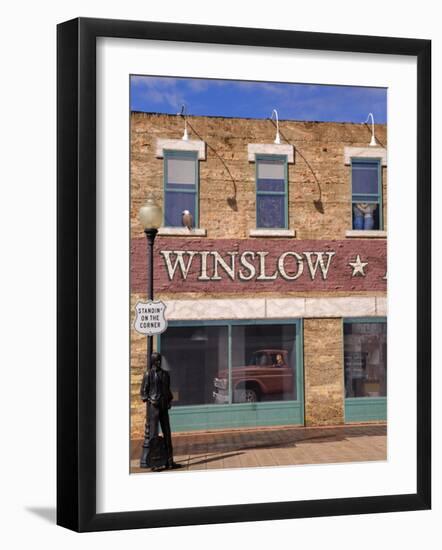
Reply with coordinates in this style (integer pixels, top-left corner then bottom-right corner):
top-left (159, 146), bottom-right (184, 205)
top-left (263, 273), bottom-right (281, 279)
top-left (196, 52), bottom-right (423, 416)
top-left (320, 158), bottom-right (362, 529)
top-left (163, 149), bottom-right (199, 228)
top-left (351, 157), bottom-right (383, 230)
top-left (255, 154), bottom-right (288, 229)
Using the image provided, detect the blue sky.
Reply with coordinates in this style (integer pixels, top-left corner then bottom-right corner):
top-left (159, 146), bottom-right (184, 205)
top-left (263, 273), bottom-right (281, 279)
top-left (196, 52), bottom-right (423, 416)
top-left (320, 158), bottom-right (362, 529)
top-left (130, 76), bottom-right (387, 123)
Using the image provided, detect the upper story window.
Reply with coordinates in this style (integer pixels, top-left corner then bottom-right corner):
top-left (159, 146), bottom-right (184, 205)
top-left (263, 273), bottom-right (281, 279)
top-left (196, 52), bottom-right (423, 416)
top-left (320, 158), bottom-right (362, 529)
top-left (164, 150), bottom-right (198, 228)
top-left (255, 154), bottom-right (288, 229)
top-left (351, 158), bottom-right (382, 231)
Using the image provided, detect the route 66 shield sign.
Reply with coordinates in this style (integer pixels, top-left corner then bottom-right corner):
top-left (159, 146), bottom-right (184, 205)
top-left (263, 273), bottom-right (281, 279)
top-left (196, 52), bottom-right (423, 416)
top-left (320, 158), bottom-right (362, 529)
top-left (134, 300), bottom-right (168, 336)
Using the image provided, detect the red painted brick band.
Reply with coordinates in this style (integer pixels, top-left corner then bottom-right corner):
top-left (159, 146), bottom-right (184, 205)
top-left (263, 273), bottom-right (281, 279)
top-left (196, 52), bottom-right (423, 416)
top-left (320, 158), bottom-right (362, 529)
top-left (131, 237), bottom-right (387, 294)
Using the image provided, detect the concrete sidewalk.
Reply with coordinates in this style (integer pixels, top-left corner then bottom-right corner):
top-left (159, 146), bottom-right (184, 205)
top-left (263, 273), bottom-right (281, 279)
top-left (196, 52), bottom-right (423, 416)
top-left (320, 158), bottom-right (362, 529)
top-left (130, 423), bottom-right (387, 473)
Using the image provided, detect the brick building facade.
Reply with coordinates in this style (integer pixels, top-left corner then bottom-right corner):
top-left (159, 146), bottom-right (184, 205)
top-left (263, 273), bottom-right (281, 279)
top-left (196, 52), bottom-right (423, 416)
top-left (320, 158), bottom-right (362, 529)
top-left (130, 112), bottom-right (387, 440)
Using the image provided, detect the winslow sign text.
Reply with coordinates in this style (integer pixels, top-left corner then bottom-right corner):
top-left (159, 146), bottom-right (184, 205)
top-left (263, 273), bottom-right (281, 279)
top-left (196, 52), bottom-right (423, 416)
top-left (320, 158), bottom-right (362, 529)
top-left (131, 237), bottom-right (387, 293)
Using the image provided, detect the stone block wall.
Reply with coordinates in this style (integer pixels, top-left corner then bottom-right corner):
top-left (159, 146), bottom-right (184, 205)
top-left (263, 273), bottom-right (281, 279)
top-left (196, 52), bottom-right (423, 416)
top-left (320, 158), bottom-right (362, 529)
top-left (131, 112), bottom-right (387, 241)
top-left (303, 318), bottom-right (345, 426)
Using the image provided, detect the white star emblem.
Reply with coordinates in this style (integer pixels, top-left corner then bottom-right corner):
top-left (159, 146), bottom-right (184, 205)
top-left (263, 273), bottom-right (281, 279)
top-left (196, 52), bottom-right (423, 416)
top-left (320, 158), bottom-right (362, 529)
top-left (349, 255), bottom-right (368, 277)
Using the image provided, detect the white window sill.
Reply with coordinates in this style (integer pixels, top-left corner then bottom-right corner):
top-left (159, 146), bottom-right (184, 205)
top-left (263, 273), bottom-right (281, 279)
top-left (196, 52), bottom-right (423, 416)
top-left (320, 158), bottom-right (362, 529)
top-left (346, 230), bottom-right (387, 238)
top-left (249, 228), bottom-right (296, 238)
top-left (158, 227), bottom-right (207, 237)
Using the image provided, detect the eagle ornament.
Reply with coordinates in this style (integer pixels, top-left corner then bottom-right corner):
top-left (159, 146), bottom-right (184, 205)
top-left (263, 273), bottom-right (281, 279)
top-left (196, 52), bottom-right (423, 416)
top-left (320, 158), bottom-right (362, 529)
top-left (182, 210), bottom-right (193, 231)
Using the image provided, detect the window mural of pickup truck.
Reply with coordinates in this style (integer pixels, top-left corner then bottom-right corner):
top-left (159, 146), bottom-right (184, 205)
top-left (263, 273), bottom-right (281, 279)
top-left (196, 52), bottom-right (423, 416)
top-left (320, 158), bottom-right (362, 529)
top-left (213, 349), bottom-right (295, 403)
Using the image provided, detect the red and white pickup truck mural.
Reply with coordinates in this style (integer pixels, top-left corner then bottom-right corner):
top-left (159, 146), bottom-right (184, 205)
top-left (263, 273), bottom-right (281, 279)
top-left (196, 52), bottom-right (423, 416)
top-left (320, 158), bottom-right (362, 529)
top-left (213, 349), bottom-right (295, 403)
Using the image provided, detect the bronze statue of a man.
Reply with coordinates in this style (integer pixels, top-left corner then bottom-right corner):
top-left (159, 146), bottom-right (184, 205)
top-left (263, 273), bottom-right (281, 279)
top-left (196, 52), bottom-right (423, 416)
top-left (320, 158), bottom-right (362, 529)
top-left (140, 352), bottom-right (179, 470)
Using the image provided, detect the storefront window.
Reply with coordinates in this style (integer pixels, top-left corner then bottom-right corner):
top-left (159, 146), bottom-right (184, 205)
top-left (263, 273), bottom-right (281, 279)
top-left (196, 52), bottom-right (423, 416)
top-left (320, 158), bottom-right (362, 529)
top-left (344, 321), bottom-right (387, 398)
top-left (161, 326), bottom-right (228, 406)
top-left (160, 322), bottom-right (298, 407)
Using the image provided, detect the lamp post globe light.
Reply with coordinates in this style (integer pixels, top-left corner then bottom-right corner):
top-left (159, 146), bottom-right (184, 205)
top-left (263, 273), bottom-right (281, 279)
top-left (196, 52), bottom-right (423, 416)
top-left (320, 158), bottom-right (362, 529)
top-left (139, 195), bottom-right (163, 231)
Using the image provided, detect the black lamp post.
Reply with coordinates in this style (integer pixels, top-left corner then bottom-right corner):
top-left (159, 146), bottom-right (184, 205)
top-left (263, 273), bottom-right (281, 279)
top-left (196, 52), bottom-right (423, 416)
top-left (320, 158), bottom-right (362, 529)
top-left (139, 197), bottom-right (163, 468)
top-left (139, 197), bottom-right (179, 471)
top-left (138, 196), bottom-right (163, 372)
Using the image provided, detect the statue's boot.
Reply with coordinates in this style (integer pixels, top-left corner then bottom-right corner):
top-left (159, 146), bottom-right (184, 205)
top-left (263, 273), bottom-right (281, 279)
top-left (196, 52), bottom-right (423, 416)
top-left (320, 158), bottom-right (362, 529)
top-left (166, 458), bottom-right (182, 469)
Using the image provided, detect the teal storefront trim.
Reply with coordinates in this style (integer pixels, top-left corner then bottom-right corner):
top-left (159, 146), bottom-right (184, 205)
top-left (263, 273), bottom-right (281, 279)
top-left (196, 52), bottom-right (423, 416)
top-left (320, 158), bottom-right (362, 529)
top-left (170, 401), bottom-right (304, 432)
top-left (159, 318), bottom-right (304, 432)
top-left (343, 317), bottom-right (387, 423)
top-left (345, 397), bottom-right (387, 422)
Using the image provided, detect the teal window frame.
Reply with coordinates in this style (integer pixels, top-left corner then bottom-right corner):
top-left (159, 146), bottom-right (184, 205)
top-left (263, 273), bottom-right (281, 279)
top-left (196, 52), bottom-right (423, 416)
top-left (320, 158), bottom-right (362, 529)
top-left (342, 316), bottom-right (387, 423)
top-left (351, 157), bottom-right (383, 230)
top-left (255, 154), bottom-right (288, 229)
top-left (163, 149), bottom-right (199, 227)
top-left (158, 318), bottom-right (304, 431)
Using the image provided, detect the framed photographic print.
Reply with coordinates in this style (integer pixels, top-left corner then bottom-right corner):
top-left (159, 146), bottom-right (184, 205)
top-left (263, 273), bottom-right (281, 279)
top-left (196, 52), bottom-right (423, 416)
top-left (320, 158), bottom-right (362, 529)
top-left (57, 17), bottom-right (431, 532)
